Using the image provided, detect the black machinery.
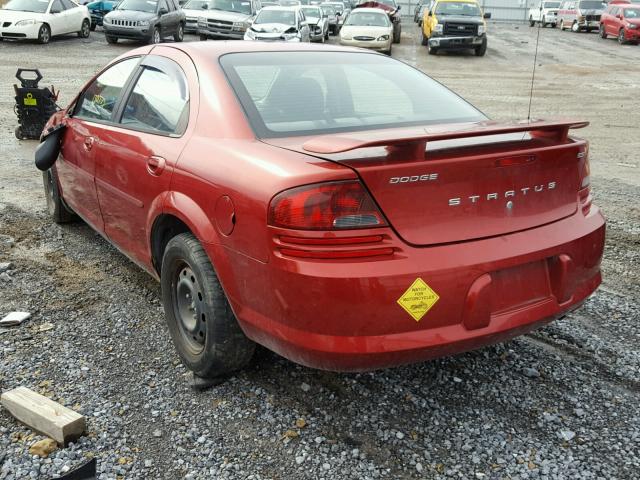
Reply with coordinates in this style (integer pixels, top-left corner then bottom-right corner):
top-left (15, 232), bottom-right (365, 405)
top-left (13, 68), bottom-right (59, 140)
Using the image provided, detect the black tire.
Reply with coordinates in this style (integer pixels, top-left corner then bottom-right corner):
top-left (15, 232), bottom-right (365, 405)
top-left (106, 35), bottom-right (118, 43)
top-left (542, 16), bottom-right (546, 27)
top-left (78, 18), bottom-right (91, 38)
top-left (551, 22), bottom-right (556, 28)
top-left (150, 26), bottom-right (161, 44)
top-left (571, 21), bottom-right (580, 32)
top-left (385, 44), bottom-right (392, 55)
top-left (90, 22), bottom-right (97, 31)
top-left (599, 24), bottom-right (607, 38)
top-left (421, 31), bottom-right (428, 46)
top-left (42, 168), bottom-right (77, 224)
top-left (618, 29), bottom-right (626, 44)
top-left (161, 233), bottom-right (255, 378)
top-left (475, 38), bottom-right (487, 56)
top-left (530, 16), bottom-right (535, 27)
top-left (14, 126), bottom-right (23, 140)
top-left (38, 23), bottom-right (51, 44)
top-left (199, 34), bottom-right (208, 41)
top-left (174, 23), bottom-right (184, 42)
top-left (324, 29), bottom-right (329, 40)
top-left (392, 23), bottom-right (401, 43)
top-left (428, 43), bottom-right (438, 55)
top-left (559, 19), bottom-right (564, 30)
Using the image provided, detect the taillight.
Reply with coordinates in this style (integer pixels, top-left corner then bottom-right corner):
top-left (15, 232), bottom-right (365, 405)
top-left (578, 143), bottom-right (590, 189)
top-left (578, 143), bottom-right (591, 214)
top-left (268, 181), bottom-right (387, 230)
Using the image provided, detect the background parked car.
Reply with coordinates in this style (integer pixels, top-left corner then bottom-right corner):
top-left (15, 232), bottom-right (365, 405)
top-left (528, 0), bottom-right (561, 27)
top-left (86, 0), bottom-right (117, 30)
top-left (414, 0), bottom-right (432, 22)
top-left (300, 5), bottom-right (328, 41)
top-left (354, 0), bottom-right (400, 43)
top-left (339, 6), bottom-right (392, 53)
top-left (322, 1), bottom-right (348, 32)
top-left (196, 0), bottom-right (260, 40)
top-left (181, 0), bottom-right (209, 33)
top-left (600, 2), bottom-right (640, 43)
top-left (0, 0), bottom-right (91, 43)
top-left (243, 5), bottom-right (310, 41)
top-left (103, 0), bottom-right (185, 43)
top-left (421, 0), bottom-right (489, 56)
top-left (558, 0), bottom-right (606, 32)
top-left (320, 3), bottom-right (338, 32)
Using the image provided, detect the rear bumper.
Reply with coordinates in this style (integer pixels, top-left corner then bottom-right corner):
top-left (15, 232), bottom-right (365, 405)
top-left (429, 34), bottom-right (485, 49)
top-left (212, 206), bottom-right (605, 371)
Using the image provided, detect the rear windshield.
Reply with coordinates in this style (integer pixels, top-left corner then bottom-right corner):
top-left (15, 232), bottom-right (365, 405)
top-left (220, 52), bottom-right (486, 138)
top-left (578, 1), bottom-right (604, 10)
top-left (543, 1), bottom-right (560, 7)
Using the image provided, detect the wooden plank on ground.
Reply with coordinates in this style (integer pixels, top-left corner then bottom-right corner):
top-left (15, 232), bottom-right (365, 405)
top-left (1, 386), bottom-right (86, 444)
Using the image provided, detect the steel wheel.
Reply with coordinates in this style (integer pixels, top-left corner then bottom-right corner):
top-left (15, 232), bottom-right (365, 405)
top-left (173, 264), bottom-right (207, 354)
top-left (572, 21), bottom-right (579, 32)
top-left (152, 27), bottom-right (161, 44)
top-left (161, 233), bottom-right (255, 379)
top-left (559, 19), bottom-right (564, 30)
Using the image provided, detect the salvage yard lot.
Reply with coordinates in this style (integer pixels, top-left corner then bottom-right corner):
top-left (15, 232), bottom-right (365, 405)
top-left (1, 23), bottom-right (639, 479)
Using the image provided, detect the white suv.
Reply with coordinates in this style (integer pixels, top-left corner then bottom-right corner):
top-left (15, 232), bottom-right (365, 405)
top-left (529, 0), bottom-right (561, 27)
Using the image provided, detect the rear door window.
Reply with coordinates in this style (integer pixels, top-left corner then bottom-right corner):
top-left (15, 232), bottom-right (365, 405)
top-left (119, 57), bottom-right (189, 135)
top-left (74, 57), bottom-right (140, 122)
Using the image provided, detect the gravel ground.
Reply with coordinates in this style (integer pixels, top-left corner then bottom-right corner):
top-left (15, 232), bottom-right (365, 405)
top-left (1, 22), bottom-right (639, 480)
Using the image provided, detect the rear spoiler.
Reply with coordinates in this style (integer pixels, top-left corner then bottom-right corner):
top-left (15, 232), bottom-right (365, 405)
top-left (302, 119), bottom-right (589, 155)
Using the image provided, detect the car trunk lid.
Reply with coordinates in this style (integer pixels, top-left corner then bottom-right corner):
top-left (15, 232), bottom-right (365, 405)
top-left (263, 119), bottom-right (588, 246)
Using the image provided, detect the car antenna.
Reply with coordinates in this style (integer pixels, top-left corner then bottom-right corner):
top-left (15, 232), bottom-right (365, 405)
top-left (527, 4), bottom-right (544, 121)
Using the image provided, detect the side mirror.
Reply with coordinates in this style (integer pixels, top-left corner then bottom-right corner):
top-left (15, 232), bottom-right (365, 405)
top-left (484, 12), bottom-right (491, 19)
top-left (397, 4), bottom-right (400, 9)
top-left (51, 8), bottom-right (61, 13)
top-left (201, 3), bottom-right (208, 7)
top-left (427, 10), bottom-right (432, 16)
top-left (159, 6), bottom-right (168, 14)
top-left (617, 14), bottom-right (623, 19)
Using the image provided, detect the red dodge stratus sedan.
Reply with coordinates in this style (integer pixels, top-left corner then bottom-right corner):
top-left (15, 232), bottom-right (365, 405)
top-left (40, 42), bottom-right (605, 379)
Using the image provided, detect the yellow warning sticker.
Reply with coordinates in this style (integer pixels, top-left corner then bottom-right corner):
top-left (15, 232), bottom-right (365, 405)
top-left (397, 278), bottom-right (440, 322)
top-left (23, 93), bottom-right (37, 106)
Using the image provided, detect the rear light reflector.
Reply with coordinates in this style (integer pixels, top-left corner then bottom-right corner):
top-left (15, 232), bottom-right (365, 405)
top-left (279, 235), bottom-right (384, 246)
top-left (280, 247), bottom-right (394, 259)
top-left (268, 181), bottom-right (387, 230)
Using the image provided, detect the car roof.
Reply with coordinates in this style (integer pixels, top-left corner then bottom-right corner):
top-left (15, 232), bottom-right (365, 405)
top-left (260, 5), bottom-right (300, 10)
top-left (436, 0), bottom-right (479, 4)
top-left (350, 7), bottom-right (388, 12)
top-left (129, 42), bottom-right (366, 65)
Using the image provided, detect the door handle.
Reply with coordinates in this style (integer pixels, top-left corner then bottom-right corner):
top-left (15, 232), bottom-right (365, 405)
top-left (83, 136), bottom-right (94, 151)
top-left (146, 156), bottom-right (166, 176)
